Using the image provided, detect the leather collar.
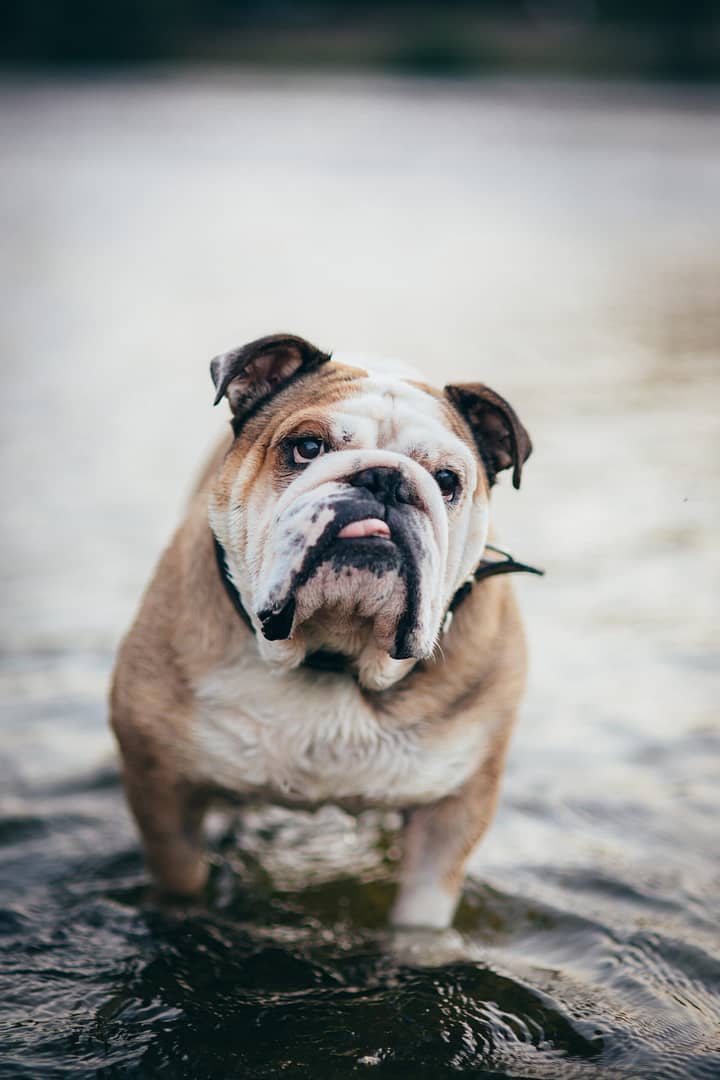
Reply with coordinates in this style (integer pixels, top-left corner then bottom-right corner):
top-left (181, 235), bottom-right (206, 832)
top-left (213, 533), bottom-right (543, 675)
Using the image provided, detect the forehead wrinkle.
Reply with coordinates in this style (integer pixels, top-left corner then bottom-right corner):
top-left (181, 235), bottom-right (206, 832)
top-left (328, 376), bottom-right (472, 467)
top-left (386, 380), bottom-right (461, 458)
top-left (379, 385), bottom-right (405, 446)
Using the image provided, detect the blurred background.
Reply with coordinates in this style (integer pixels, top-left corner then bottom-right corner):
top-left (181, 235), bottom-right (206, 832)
top-left (1, 3), bottom-right (719, 1078)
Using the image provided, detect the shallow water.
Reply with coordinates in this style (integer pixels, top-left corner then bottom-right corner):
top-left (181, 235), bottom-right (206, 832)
top-left (1, 73), bottom-right (719, 1078)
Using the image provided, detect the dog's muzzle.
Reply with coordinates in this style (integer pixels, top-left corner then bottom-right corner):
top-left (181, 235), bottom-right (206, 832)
top-left (257, 466), bottom-right (426, 653)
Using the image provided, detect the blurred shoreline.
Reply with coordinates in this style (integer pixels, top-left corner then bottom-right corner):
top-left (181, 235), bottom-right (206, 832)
top-left (2, 67), bottom-right (720, 114)
top-left (1, 4), bottom-right (719, 83)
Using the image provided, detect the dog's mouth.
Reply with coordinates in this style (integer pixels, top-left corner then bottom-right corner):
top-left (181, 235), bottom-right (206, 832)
top-left (336, 517), bottom-right (391, 541)
top-left (257, 500), bottom-right (421, 654)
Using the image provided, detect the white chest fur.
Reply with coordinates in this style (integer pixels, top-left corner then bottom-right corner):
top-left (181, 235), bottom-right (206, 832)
top-left (190, 648), bottom-right (490, 808)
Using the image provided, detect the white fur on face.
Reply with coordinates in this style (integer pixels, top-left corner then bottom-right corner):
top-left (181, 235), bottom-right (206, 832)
top-left (209, 367), bottom-right (490, 689)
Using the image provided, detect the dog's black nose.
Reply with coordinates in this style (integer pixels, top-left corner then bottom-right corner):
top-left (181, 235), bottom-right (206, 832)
top-left (349, 467), bottom-right (410, 505)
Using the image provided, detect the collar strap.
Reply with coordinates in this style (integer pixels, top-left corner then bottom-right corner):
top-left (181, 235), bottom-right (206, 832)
top-left (213, 534), bottom-right (543, 662)
top-left (213, 535), bottom-right (255, 633)
top-left (440, 543), bottom-right (544, 636)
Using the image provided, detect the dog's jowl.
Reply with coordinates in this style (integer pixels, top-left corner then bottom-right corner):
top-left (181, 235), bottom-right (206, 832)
top-left (110, 333), bottom-right (537, 929)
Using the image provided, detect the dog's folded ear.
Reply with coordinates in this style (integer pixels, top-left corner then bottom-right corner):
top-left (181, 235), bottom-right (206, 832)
top-left (210, 333), bottom-right (332, 425)
top-left (444, 383), bottom-right (532, 489)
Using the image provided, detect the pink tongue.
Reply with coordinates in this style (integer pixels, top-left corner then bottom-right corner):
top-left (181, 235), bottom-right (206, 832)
top-left (337, 517), bottom-right (391, 540)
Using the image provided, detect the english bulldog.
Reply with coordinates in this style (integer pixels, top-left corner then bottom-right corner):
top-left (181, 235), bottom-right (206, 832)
top-left (110, 333), bottom-right (540, 928)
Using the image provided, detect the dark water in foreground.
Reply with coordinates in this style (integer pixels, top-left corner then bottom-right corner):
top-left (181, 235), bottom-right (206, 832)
top-left (1, 752), bottom-right (719, 1079)
top-left (1, 74), bottom-right (720, 1077)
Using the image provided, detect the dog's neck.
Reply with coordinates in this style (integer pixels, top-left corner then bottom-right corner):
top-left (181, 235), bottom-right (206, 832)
top-left (301, 609), bottom-right (417, 688)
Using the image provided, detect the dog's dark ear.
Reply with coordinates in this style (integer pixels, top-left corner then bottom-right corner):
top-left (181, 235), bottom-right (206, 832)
top-left (210, 333), bottom-right (332, 422)
top-left (444, 383), bottom-right (532, 489)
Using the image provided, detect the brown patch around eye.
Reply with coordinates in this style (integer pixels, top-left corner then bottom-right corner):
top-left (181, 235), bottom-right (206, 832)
top-left (271, 430), bottom-right (335, 491)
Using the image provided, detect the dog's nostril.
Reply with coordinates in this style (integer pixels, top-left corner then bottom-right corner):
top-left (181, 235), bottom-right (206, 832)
top-left (349, 467), bottom-right (409, 504)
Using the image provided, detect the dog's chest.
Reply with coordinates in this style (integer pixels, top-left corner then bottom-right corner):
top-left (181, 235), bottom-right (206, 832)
top-left (190, 655), bottom-right (486, 808)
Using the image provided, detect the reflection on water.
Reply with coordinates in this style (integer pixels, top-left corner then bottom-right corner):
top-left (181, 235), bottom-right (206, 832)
top-left (1, 73), bottom-right (719, 1078)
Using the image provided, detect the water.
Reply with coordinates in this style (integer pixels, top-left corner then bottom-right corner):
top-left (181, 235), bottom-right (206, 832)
top-left (1, 73), bottom-right (719, 1078)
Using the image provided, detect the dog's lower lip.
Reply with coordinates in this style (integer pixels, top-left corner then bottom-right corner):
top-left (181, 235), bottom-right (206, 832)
top-left (337, 518), bottom-right (391, 540)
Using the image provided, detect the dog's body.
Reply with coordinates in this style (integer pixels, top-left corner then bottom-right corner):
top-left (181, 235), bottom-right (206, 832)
top-left (111, 336), bottom-right (534, 928)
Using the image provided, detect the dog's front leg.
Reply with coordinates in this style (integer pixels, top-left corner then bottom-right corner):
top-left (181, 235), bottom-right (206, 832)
top-left (119, 756), bottom-right (210, 898)
top-left (390, 748), bottom-right (508, 929)
top-left (112, 659), bottom-right (212, 897)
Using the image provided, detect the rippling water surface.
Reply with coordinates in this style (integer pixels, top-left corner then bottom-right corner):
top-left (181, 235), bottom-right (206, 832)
top-left (1, 73), bottom-right (719, 1078)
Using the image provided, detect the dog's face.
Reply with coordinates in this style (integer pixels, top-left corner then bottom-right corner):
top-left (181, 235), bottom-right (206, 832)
top-left (208, 335), bottom-right (531, 690)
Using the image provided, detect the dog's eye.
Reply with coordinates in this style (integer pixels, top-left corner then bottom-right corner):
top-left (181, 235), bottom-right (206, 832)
top-left (292, 436), bottom-right (326, 465)
top-left (434, 468), bottom-right (460, 501)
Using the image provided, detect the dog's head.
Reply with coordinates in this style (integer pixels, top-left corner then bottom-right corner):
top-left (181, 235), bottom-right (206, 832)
top-left (209, 333), bottom-right (531, 690)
